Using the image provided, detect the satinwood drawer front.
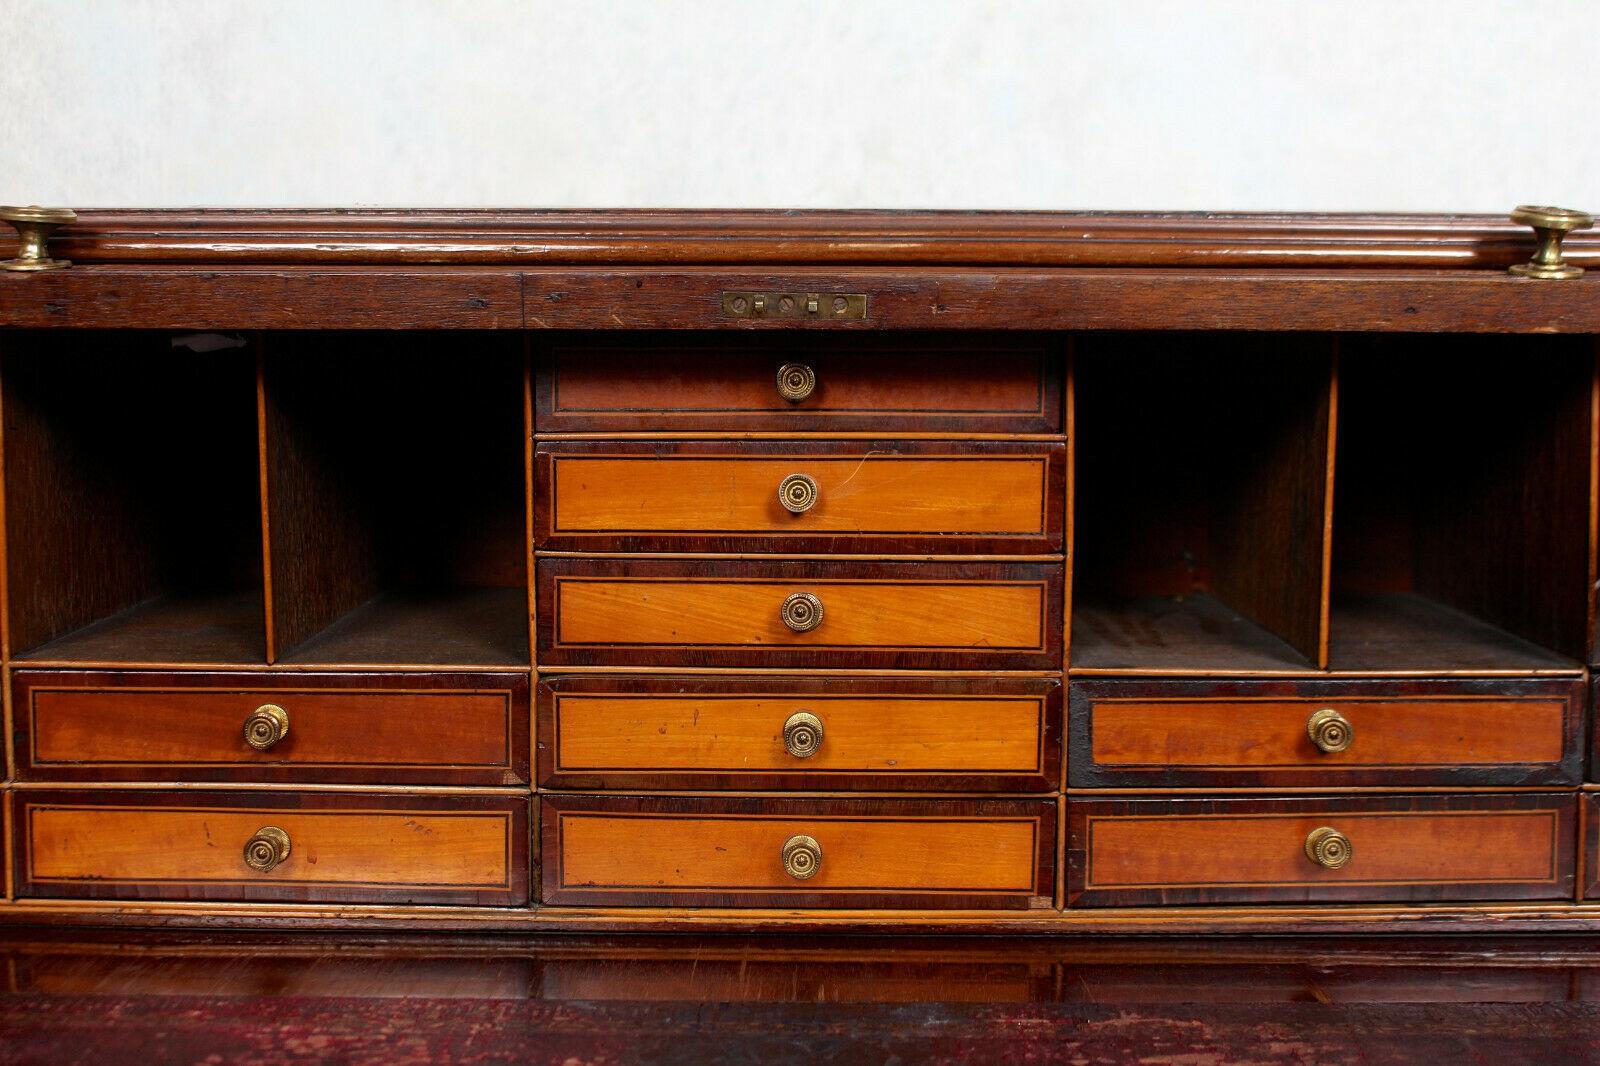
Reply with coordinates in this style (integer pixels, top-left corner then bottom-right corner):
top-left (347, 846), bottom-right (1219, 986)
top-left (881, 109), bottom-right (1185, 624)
top-left (535, 333), bottom-right (1061, 433)
top-left (534, 440), bottom-right (1064, 553)
top-left (542, 795), bottom-right (1056, 909)
top-left (538, 676), bottom-right (1061, 791)
top-left (1067, 793), bottom-right (1575, 907)
top-left (11, 671), bottom-right (529, 786)
top-left (537, 557), bottom-right (1062, 670)
top-left (1069, 678), bottom-right (1583, 788)
top-left (12, 790), bottom-right (529, 905)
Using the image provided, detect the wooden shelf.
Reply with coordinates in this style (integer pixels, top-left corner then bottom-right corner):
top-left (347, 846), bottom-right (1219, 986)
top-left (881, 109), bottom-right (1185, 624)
top-left (1069, 593), bottom-right (1315, 674)
top-left (14, 590), bottom-right (266, 665)
top-left (1327, 592), bottom-right (1582, 675)
top-left (274, 587), bottom-right (529, 667)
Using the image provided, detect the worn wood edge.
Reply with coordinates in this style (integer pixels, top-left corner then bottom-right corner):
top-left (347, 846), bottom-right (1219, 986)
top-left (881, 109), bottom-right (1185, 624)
top-left (6, 898), bottom-right (1600, 934)
top-left (12, 210), bottom-right (1600, 269)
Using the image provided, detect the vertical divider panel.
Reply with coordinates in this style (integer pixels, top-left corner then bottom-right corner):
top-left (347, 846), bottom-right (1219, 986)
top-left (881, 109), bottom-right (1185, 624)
top-left (1317, 343), bottom-right (1340, 670)
top-left (1205, 338), bottom-right (1336, 666)
top-left (1059, 339), bottom-right (1073, 908)
top-left (1588, 340), bottom-right (1600, 666)
top-left (259, 335), bottom-right (382, 658)
top-left (255, 343), bottom-right (278, 663)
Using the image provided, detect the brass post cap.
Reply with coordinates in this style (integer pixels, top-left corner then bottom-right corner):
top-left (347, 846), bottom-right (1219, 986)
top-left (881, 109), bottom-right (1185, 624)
top-left (1, 205), bottom-right (76, 272)
top-left (1510, 205), bottom-right (1593, 279)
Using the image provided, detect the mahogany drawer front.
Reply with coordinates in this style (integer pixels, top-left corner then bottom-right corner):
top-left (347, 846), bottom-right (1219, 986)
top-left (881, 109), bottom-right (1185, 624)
top-left (541, 794), bottom-right (1056, 909)
top-left (535, 334), bottom-right (1062, 433)
top-left (1068, 678), bottom-right (1584, 788)
top-left (12, 790), bottom-right (529, 905)
top-left (1067, 793), bottom-right (1575, 907)
top-left (537, 557), bottom-right (1063, 669)
top-left (538, 675), bottom-right (1061, 791)
top-left (11, 671), bottom-right (530, 786)
top-left (534, 440), bottom-right (1065, 553)
top-left (1583, 793), bottom-right (1600, 900)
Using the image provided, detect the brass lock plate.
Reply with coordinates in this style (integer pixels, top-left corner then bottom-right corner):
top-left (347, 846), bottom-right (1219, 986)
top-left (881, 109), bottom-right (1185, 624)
top-left (722, 291), bottom-right (868, 321)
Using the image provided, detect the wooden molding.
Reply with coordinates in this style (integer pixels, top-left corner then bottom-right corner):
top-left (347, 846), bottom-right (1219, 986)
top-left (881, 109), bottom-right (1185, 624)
top-left (8, 209), bottom-right (1600, 269)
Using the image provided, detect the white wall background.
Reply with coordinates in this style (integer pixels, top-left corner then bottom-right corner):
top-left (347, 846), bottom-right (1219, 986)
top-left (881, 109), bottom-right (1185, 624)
top-left (3, 0), bottom-right (1597, 211)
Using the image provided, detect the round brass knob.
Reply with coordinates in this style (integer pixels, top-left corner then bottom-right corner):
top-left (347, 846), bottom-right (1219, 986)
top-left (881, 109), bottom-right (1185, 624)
top-left (1, 206), bottom-right (76, 272)
top-left (776, 362), bottom-right (816, 402)
top-left (1510, 205), bottom-right (1594, 279)
top-left (1304, 826), bottom-right (1352, 870)
top-left (778, 473), bottom-right (819, 514)
top-left (1306, 708), bottom-right (1353, 754)
top-left (243, 704), bottom-right (290, 750)
top-left (780, 592), bottom-right (824, 632)
top-left (782, 834), bottom-right (822, 880)
top-left (783, 711), bottom-right (825, 758)
top-left (244, 826), bottom-right (291, 873)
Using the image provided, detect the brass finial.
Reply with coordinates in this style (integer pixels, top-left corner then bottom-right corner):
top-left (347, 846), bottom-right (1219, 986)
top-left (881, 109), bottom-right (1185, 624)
top-left (0, 205), bottom-right (76, 272)
top-left (1509, 205), bottom-right (1593, 279)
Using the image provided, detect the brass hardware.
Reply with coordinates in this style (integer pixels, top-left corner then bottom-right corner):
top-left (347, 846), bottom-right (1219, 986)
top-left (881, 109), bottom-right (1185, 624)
top-left (243, 704), bottom-right (290, 751)
top-left (782, 834), bottom-right (822, 879)
top-left (243, 826), bottom-right (292, 872)
top-left (780, 591), bottom-right (824, 632)
top-left (1306, 708), bottom-right (1353, 754)
top-left (783, 710), bottom-right (825, 758)
top-left (778, 472), bottom-right (819, 514)
top-left (775, 362), bottom-right (817, 402)
top-left (1304, 826), bottom-right (1352, 870)
top-left (0, 205), bottom-right (76, 272)
top-left (725, 291), bottom-right (868, 321)
top-left (1509, 205), bottom-right (1593, 279)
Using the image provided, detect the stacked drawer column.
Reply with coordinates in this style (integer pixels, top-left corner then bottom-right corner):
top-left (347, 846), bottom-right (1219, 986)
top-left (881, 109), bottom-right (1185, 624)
top-left (532, 334), bottom-right (1067, 910)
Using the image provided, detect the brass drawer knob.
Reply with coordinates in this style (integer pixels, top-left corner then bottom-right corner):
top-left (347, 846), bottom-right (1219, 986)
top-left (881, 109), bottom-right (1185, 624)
top-left (783, 711), bottom-right (825, 758)
top-left (776, 362), bottom-right (816, 402)
top-left (1509, 205), bottom-right (1593, 279)
top-left (778, 473), bottom-right (819, 514)
top-left (1304, 826), bottom-right (1352, 870)
top-left (782, 834), bottom-right (822, 880)
top-left (244, 826), bottom-right (292, 873)
top-left (780, 591), bottom-right (824, 632)
top-left (1306, 708), bottom-right (1353, 754)
top-left (243, 704), bottom-right (290, 750)
top-left (1, 206), bottom-right (76, 272)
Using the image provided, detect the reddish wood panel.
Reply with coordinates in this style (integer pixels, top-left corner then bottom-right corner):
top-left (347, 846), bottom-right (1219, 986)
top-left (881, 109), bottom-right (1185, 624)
top-left (12, 670), bottom-right (530, 786)
top-left (534, 439), bottom-right (1065, 553)
top-left (536, 557), bottom-right (1062, 670)
top-left (1068, 793), bottom-right (1576, 907)
top-left (541, 794), bottom-right (1055, 909)
top-left (12, 790), bottom-right (529, 906)
top-left (1069, 678), bottom-right (1585, 788)
top-left (535, 333), bottom-right (1062, 432)
top-left (537, 675), bottom-right (1060, 791)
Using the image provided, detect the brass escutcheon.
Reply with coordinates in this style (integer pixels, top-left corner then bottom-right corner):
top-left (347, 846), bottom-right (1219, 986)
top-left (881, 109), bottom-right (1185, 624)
top-left (243, 704), bottom-right (290, 751)
top-left (782, 834), bottom-right (822, 879)
top-left (778, 472), bottom-right (819, 514)
top-left (1304, 826), bottom-right (1352, 869)
top-left (1, 205), bottom-right (76, 272)
top-left (244, 826), bottom-right (292, 872)
top-left (1306, 708), bottom-right (1353, 754)
top-left (775, 362), bottom-right (817, 402)
top-left (1509, 205), bottom-right (1593, 279)
top-left (783, 710), bottom-right (825, 758)
top-left (780, 591), bottom-right (824, 632)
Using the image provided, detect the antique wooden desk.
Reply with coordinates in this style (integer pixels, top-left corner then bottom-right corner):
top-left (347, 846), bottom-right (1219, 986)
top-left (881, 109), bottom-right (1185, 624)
top-left (1, 208), bottom-right (1598, 934)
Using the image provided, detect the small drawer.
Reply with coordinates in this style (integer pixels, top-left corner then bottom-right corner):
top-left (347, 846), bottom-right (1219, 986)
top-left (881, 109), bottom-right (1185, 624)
top-left (1069, 678), bottom-right (1584, 788)
top-left (538, 675), bottom-right (1061, 791)
top-left (537, 557), bottom-right (1062, 670)
top-left (1067, 793), bottom-right (1575, 907)
top-left (11, 670), bottom-right (530, 785)
top-left (13, 790), bottom-right (529, 905)
top-left (541, 795), bottom-right (1056, 908)
top-left (535, 333), bottom-right (1062, 433)
top-left (534, 440), bottom-right (1065, 553)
